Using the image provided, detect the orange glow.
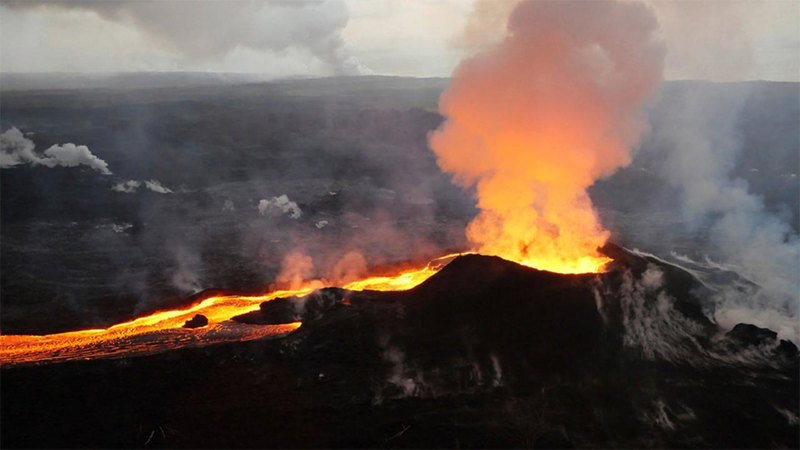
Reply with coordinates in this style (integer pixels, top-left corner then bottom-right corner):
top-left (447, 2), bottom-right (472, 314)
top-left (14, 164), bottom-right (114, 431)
top-left (0, 253), bottom-right (464, 367)
top-left (429, 0), bottom-right (662, 274)
top-left (343, 252), bottom-right (462, 291)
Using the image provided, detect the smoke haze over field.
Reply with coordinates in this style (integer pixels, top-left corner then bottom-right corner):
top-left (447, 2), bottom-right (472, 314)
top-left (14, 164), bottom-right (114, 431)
top-left (1, 0), bottom-right (797, 81)
top-left (648, 84), bottom-right (800, 340)
top-left (2, 0), bottom-right (365, 76)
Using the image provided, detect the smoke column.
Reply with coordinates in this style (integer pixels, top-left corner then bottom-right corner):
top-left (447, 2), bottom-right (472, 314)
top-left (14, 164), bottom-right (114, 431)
top-left (652, 85), bottom-right (800, 341)
top-left (430, 0), bottom-right (664, 273)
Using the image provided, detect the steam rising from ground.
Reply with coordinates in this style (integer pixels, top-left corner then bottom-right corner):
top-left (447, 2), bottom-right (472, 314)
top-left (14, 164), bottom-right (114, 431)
top-left (594, 260), bottom-right (796, 363)
top-left (170, 246), bottom-right (202, 293)
top-left (258, 195), bottom-right (302, 219)
top-left (276, 251), bottom-right (318, 290)
top-left (112, 179), bottom-right (173, 194)
top-left (4, 0), bottom-right (365, 75)
top-left (1, 127), bottom-right (111, 174)
top-left (275, 250), bottom-right (369, 291)
top-left (430, 0), bottom-right (664, 273)
top-left (650, 86), bottom-right (800, 341)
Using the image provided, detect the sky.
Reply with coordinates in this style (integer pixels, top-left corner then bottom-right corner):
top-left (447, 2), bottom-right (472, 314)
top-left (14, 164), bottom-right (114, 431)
top-left (0, 0), bottom-right (798, 81)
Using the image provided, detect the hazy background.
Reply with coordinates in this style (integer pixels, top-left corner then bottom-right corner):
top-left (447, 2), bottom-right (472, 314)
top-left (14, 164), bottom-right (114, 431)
top-left (1, 0), bottom-right (798, 81)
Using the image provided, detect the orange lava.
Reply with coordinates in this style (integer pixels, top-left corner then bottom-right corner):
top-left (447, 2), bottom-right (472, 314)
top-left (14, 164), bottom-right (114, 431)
top-left (428, 0), bottom-right (662, 275)
top-left (0, 253), bottom-right (462, 367)
top-left (341, 252), bottom-right (460, 291)
top-left (0, 251), bottom-right (607, 366)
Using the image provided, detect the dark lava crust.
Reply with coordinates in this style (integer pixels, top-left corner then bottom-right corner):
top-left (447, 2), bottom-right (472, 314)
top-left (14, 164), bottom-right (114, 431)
top-left (2, 245), bottom-right (798, 448)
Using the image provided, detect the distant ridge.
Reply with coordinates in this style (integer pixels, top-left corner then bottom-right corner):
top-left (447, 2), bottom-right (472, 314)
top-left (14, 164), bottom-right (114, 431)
top-left (0, 72), bottom-right (269, 91)
top-left (5, 72), bottom-right (790, 93)
top-left (0, 72), bottom-right (450, 92)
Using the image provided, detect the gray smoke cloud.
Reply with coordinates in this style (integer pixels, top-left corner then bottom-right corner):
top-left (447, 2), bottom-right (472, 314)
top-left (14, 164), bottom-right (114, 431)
top-left (170, 245), bottom-right (202, 294)
top-left (111, 180), bottom-right (141, 193)
top-left (649, 85), bottom-right (799, 341)
top-left (594, 258), bottom-right (793, 365)
top-left (0, 127), bottom-right (111, 174)
top-left (258, 195), bottom-right (302, 219)
top-left (4, 0), bottom-right (366, 75)
top-left (143, 179), bottom-right (173, 194)
top-left (111, 179), bottom-right (173, 194)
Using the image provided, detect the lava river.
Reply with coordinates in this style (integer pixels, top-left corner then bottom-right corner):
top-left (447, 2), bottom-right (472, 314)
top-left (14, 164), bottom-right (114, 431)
top-left (0, 254), bottom-right (461, 367)
top-left (0, 249), bottom-right (613, 367)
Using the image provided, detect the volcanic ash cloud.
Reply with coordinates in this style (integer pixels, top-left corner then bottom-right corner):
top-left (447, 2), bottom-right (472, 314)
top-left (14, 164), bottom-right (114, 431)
top-left (429, 0), bottom-right (664, 273)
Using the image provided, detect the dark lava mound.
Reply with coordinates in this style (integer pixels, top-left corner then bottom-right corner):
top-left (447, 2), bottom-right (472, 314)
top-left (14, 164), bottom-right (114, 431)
top-left (3, 245), bottom-right (798, 449)
top-left (182, 314), bottom-right (209, 328)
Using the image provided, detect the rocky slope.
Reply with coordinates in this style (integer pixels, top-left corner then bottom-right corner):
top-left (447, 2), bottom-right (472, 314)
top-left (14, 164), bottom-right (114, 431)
top-left (3, 246), bottom-right (797, 448)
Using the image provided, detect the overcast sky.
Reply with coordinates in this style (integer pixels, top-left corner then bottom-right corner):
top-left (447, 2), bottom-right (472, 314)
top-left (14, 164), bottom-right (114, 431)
top-left (1, 0), bottom-right (798, 81)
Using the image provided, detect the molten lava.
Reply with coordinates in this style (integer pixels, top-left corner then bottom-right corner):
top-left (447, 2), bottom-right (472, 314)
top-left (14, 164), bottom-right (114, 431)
top-left (429, 0), bottom-right (663, 274)
top-left (0, 253), bottom-right (463, 366)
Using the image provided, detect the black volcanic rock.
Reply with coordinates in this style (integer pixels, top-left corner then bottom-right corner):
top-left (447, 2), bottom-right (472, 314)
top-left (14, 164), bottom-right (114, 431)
top-left (728, 323), bottom-right (780, 346)
top-left (284, 251), bottom-right (722, 373)
top-left (395, 254), bottom-right (607, 375)
top-left (299, 288), bottom-right (349, 321)
top-left (601, 241), bottom-right (650, 272)
top-left (3, 249), bottom-right (797, 449)
top-left (727, 323), bottom-right (799, 358)
top-left (233, 297), bottom-right (299, 325)
top-left (232, 288), bottom-right (351, 325)
top-left (182, 314), bottom-right (208, 328)
top-left (600, 242), bottom-right (714, 328)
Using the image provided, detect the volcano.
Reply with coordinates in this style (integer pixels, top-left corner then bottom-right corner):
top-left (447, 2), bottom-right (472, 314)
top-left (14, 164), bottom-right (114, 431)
top-left (2, 245), bottom-right (797, 448)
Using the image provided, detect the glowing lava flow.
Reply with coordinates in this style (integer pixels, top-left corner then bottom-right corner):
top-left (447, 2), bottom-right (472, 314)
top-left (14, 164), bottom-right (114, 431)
top-left (428, 0), bottom-right (662, 275)
top-left (0, 254), bottom-right (461, 367)
top-left (0, 250), bottom-right (610, 367)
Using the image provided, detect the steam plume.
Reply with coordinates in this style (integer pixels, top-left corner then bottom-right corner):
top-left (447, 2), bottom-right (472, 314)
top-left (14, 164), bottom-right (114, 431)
top-left (5, 0), bottom-right (365, 75)
top-left (143, 180), bottom-right (173, 194)
top-left (170, 246), bottom-right (202, 293)
top-left (111, 180), bottom-right (141, 193)
top-left (1, 127), bottom-right (111, 174)
top-left (258, 195), bottom-right (302, 219)
top-left (111, 179), bottom-right (173, 194)
top-left (430, 0), bottom-right (664, 273)
top-left (652, 86), bottom-right (800, 340)
top-left (277, 251), bottom-right (319, 290)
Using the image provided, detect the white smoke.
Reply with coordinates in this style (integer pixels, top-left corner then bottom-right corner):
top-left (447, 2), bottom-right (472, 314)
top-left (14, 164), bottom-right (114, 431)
top-left (0, 128), bottom-right (39, 167)
top-left (258, 195), bottom-right (302, 219)
top-left (4, 0), bottom-right (366, 76)
top-left (382, 345), bottom-right (418, 398)
top-left (111, 223), bottom-right (132, 233)
top-left (40, 143), bottom-right (112, 174)
top-left (111, 180), bottom-right (141, 193)
top-left (650, 86), bottom-right (799, 342)
top-left (612, 265), bottom-right (709, 363)
top-left (222, 199), bottom-right (236, 213)
top-left (595, 260), bottom-right (793, 366)
top-left (1, 127), bottom-right (111, 174)
top-left (170, 246), bottom-right (202, 293)
top-left (275, 250), bottom-right (318, 291)
top-left (143, 179), bottom-right (173, 194)
top-left (111, 179), bottom-right (173, 194)
top-left (455, 1), bottom-right (797, 82)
